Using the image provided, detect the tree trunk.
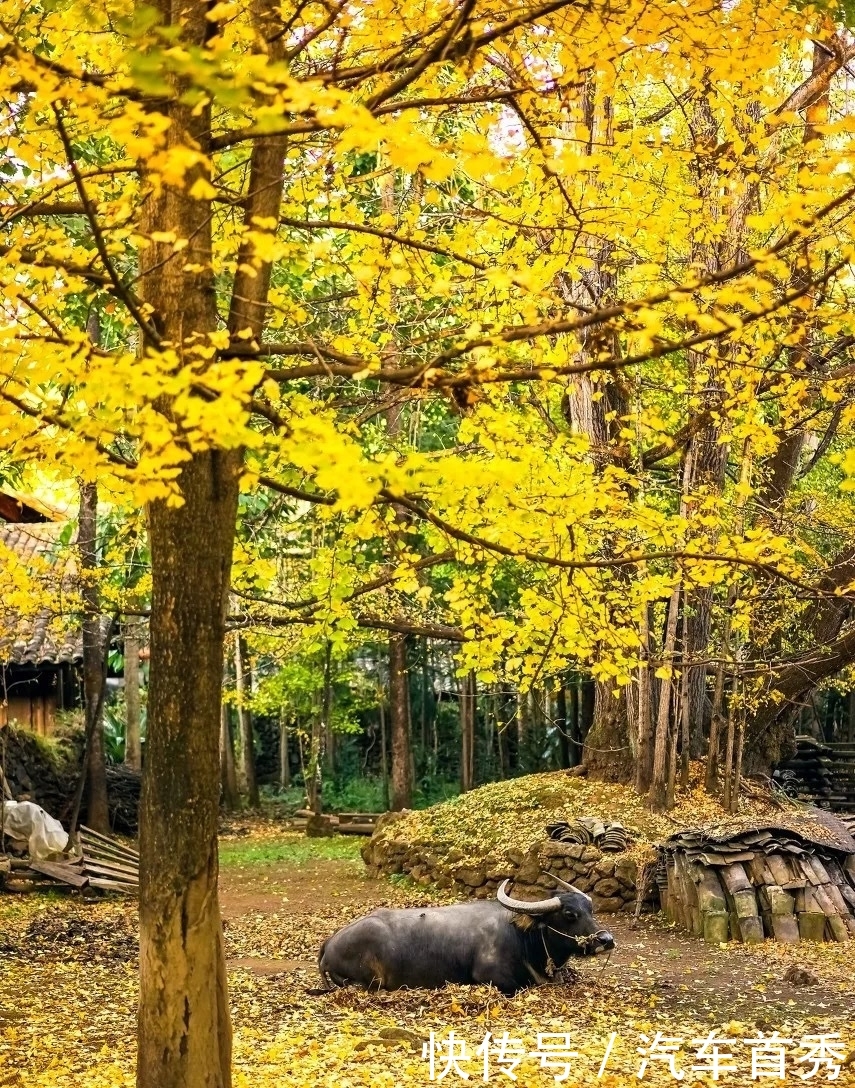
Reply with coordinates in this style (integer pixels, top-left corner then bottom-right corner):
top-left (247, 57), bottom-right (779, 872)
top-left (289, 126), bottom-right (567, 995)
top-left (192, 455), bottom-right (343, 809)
top-left (124, 621), bottom-right (142, 771)
top-left (583, 682), bottom-right (633, 781)
top-left (135, 0), bottom-right (246, 1073)
top-left (278, 708), bottom-right (290, 790)
top-left (496, 719), bottom-right (507, 779)
top-left (234, 635), bottom-right (258, 807)
top-left (722, 672), bottom-right (739, 812)
top-left (306, 645), bottom-right (330, 815)
top-left (555, 684), bottom-right (570, 769)
top-left (666, 681), bottom-right (679, 811)
top-left (460, 671), bottom-right (476, 792)
top-left (79, 479), bottom-right (109, 834)
top-left (515, 689), bottom-right (528, 772)
top-left (139, 453), bottom-right (240, 1088)
top-left (679, 633), bottom-right (691, 790)
top-left (220, 703), bottom-right (239, 812)
top-left (579, 678), bottom-right (595, 741)
top-left (649, 583), bottom-right (681, 810)
top-left (321, 639), bottom-right (333, 780)
top-left (634, 604), bottom-right (653, 794)
top-left (419, 637), bottom-right (428, 777)
top-left (568, 681), bottom-right (582, 767)
top-left (378, 696), bottom-right (390, 810)
top-left (389, 634), bottom-right (412, 810)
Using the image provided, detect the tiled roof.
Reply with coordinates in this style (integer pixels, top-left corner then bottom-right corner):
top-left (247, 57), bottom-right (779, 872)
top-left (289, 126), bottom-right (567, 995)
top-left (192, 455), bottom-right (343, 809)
top-left (0, 522), bottom-right (82, 666)
top-left (0, 521), bottom-right (68, 563)
top-left (0, 490), bottom-right (53, 523)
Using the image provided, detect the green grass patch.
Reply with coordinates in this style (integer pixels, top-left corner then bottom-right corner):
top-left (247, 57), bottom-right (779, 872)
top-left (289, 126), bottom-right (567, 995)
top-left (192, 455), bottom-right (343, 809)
top-left (218, 835), bottom-right (363, 868)
top-left (260, 775), bottom-right (460, 812)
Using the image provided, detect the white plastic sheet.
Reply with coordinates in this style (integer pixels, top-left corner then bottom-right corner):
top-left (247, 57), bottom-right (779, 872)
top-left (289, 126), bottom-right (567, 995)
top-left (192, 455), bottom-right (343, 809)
top-left (1, 800), bottom-right (69, 860)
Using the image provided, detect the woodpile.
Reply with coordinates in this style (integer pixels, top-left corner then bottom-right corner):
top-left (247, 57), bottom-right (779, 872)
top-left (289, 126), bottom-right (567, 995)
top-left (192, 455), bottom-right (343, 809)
top-left (774, 736), bottom-right (855, 812)
top-left (0, 825), bottom-right (139, 895)
top-left (293, 809), bottom-right (382, 835)
top-left (1, 725), bottom-right (141, 833)
top-left (659, 813), bottom-right (855, 944)
top-left (103, 765), bottom-right (142, 835)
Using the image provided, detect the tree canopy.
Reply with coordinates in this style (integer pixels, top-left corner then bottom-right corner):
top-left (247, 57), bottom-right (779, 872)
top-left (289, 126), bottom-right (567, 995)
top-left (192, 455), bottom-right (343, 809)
top-left (4, 0), bottom-right (855, 1084)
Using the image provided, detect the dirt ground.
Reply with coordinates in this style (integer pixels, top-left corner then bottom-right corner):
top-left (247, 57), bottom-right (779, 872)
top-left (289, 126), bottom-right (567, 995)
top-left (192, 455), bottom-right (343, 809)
top-left (218, 849), bottom-right (855, 1022)
top-left (2, 831), bottom-right (854, 1087)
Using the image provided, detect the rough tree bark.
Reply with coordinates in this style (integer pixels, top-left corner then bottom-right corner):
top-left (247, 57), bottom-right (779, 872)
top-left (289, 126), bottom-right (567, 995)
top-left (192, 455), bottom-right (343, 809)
top-left (649, 582), bottom-right (681, 811)
top-left (140, 452), bottom-right (239, 1088)
top-left (137, 1), bottom-right (288, 1083)
top-left (582, 683), bottom-right (634, 781)
top-left (389, 634), bottom-right (412, 810)
top-left (460, 671), bottom-right (476, 792)
top-left (124, 621), bottom-right (142, 771)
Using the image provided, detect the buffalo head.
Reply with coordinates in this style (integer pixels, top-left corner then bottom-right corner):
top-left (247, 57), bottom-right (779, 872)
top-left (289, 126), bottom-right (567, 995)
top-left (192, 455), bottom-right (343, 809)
top-left (496, 875), bottom-right (615, 954)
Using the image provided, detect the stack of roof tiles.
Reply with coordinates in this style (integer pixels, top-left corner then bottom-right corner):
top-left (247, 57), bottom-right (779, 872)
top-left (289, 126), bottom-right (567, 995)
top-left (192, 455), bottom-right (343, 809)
top-left (659, 812), bottom-right (855, 944)
top-left (774, 735), bottom-right (855, 812)
top-left (546, 818), bottom-right (630, 852)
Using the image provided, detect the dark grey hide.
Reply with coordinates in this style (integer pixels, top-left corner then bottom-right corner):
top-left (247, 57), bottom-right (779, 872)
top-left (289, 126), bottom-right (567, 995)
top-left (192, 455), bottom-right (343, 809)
top-left (317, 882), bottom-right (615, 996)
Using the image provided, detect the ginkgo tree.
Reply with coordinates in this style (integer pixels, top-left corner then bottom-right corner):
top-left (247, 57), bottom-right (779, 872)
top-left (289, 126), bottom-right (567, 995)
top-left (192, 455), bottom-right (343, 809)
top-left (4, 0), bottom-right (855, 1086)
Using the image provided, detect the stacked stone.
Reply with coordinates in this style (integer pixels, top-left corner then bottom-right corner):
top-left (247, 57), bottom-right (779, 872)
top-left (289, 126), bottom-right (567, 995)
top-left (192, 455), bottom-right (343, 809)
top-left (361, 830), bottom-right (641, 912)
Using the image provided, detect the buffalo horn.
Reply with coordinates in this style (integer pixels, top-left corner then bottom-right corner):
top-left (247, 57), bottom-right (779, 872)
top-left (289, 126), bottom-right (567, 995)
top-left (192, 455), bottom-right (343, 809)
top-left (496, 880), bottom-right (561, 914)
top-left (551, 874), bottom-right (584, 895)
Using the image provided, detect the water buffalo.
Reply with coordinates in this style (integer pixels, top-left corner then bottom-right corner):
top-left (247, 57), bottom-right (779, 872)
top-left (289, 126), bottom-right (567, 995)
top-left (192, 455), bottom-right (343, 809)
top-left (317, 875), bottom-right (615, 995)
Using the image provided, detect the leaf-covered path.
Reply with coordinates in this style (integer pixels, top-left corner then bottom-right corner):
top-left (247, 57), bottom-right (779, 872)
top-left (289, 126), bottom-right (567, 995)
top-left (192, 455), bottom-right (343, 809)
top-left (1, 827), bottom-right (854, 1086)
top-left (217, 827), bottom-right (855, 1022)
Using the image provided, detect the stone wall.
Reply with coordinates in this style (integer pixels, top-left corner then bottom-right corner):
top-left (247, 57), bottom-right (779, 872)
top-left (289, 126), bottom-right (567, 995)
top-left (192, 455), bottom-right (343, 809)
top-left (362, 828), bottom-right (643, 913)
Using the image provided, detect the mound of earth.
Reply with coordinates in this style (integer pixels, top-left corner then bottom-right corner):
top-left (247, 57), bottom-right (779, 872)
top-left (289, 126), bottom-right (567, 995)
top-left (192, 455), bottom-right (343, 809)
top-left (362, 768), bottom-right (811, 912)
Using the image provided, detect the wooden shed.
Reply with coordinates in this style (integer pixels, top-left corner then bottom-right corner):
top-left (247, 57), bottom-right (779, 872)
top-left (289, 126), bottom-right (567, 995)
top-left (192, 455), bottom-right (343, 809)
top-left (0, 498), bottom-right (83, 737)
top-left (658, 812), bottom-right (855, 944)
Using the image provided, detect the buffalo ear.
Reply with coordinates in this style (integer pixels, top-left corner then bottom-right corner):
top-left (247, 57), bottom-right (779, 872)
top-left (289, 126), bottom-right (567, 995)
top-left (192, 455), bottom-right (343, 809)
top-left (510, 913), bottom-right (536, 932)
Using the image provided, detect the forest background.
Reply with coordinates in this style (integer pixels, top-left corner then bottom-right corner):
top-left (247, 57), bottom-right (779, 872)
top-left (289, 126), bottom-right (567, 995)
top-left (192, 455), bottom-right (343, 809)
top-left (4, 0), bottom-right (855, 1085)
